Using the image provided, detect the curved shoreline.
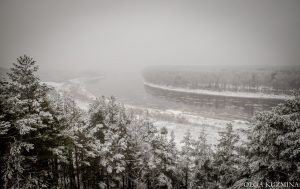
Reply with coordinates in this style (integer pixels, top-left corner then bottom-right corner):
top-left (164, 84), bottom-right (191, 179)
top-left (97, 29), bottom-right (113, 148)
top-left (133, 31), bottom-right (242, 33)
top-left (144, 82), bottom-right (292, 100)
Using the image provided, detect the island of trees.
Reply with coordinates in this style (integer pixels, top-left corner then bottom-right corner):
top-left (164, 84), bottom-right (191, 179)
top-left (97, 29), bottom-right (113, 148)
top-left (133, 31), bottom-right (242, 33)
top-left (0, 56), bottom-right (299, 188)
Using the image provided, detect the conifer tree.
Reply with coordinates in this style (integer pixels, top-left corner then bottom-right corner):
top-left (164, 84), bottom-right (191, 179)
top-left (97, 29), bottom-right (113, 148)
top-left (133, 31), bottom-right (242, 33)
top-left (48, 92), bottom-right (89, 189)
top-left (244, 95), bottom-right (300, 183)
top-left (180, 130), bottom-right (195, 189)
top-left (166, 130), bottom-right (180, 188)
top-left (192, 127), bottom-right (215, 189)
top-left (0, 55), bottom-right (64, 188)
top-left (149, 127), bottom-right (173, 188)
top-left (123, 116), bottom-right (156, 189)
top-left (214, 123), bottom-right (240, 188)
top-left (88, 96), bottom-right (131, 188)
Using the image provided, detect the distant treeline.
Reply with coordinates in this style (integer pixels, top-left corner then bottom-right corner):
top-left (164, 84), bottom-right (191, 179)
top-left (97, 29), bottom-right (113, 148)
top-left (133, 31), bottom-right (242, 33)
top-left (143, 66), bottom-right (300, 94)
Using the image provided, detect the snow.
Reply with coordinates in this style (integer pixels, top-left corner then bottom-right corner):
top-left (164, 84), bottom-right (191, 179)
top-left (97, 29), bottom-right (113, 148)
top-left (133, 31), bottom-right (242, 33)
top-left (125, 104), bottom-right (249, 146)
top-left (44, 81), bottom-right (64, 90)
top-left (74, 99), bottom-right (90, 111)
top-left (69, 76), bottom-right (103, 84)
top-left (44, 80), bottom-right (96, 110)
top-left (154, 121), bottom-right (220, 146)
top-left (144, 81), bottom-right (293, 100)
top-left (44, 79), bottom-right (96, 101)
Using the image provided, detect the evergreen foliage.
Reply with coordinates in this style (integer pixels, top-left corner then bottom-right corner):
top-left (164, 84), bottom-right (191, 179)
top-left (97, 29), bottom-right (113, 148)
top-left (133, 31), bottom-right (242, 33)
top-left (240, 95), bottom-right (300, 183)
top-left (214, 123), bottom-right (240, 188)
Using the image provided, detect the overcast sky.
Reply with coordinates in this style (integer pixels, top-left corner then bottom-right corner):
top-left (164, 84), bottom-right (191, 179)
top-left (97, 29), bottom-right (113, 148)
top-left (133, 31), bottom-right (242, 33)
top-left (0, 0), bottom-right (300, 72)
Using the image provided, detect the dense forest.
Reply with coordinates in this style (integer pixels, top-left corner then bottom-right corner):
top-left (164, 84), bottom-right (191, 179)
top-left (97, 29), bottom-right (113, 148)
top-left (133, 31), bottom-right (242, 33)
top-left (143, 66), bottom-right (300, 95)
top-left (0, 56), bottom-right (300, 188)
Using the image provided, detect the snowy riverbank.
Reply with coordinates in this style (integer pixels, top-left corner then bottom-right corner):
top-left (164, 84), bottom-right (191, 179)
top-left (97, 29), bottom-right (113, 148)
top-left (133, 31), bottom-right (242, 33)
top-left (44, 80), bottom-right (96, 110)
top-left (125, 105), bottom-right (249, 146)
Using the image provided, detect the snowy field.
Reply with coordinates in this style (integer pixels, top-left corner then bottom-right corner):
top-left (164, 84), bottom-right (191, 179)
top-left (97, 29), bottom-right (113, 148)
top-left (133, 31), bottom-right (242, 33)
top-left (44, 80), bottom-right (96, 110)
top-left (144, 81), bottom-right (292, 100)
top-left (126, 105), bottom-right (249, 146)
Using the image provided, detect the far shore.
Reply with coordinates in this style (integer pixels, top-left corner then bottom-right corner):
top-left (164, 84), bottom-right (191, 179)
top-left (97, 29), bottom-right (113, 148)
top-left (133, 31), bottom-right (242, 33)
top-left (144, 81), bottom-right (293, 100)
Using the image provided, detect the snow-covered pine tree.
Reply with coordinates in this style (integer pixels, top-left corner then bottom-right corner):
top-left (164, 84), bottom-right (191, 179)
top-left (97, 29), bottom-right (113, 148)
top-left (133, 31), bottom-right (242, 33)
top-left (244, 95), bottom-right (300, 183)
top-left (124, 115), bottom-right (158, 188)
top-left (180, 129), bottom-right (195, 189)
top-left (147, 127), bottom-right (173, 189)
top-left (47, 91), bottom-right (90, 189)
top-left (214, 123), bottom-right (240, 188)
top-left (88, 96), bottom-right (130, 188)
top-left (192, 127), bottom-right (215, 189)
top-left (0, 55), bottom-right (65, 188)
top-left (165, 130), bottom-right (181, 188)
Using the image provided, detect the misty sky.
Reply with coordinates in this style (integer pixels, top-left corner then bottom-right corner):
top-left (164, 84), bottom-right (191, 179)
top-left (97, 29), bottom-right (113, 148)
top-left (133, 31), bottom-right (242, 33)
top-left (0, 0), bottom-right (300, 72)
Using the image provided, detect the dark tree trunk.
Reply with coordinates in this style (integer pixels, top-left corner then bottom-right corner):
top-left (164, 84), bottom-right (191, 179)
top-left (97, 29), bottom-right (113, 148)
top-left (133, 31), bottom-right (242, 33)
top-left (75, 146), bottom-right (81, 189)
top-left (68, 150), bottom-right (76, 189)
top-left (185, 167), bottom-right (188, 189)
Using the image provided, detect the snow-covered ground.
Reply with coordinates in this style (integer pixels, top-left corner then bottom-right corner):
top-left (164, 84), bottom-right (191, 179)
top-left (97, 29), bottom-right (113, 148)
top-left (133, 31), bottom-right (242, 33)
top-left (44, 79), bottom-right (96, 110)
top-left (154, 121), bottom-right (221, 146)
top-left (144, 81), bottom-right (292, 100)
top-left (125, 105), bottom-right (249, 146)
